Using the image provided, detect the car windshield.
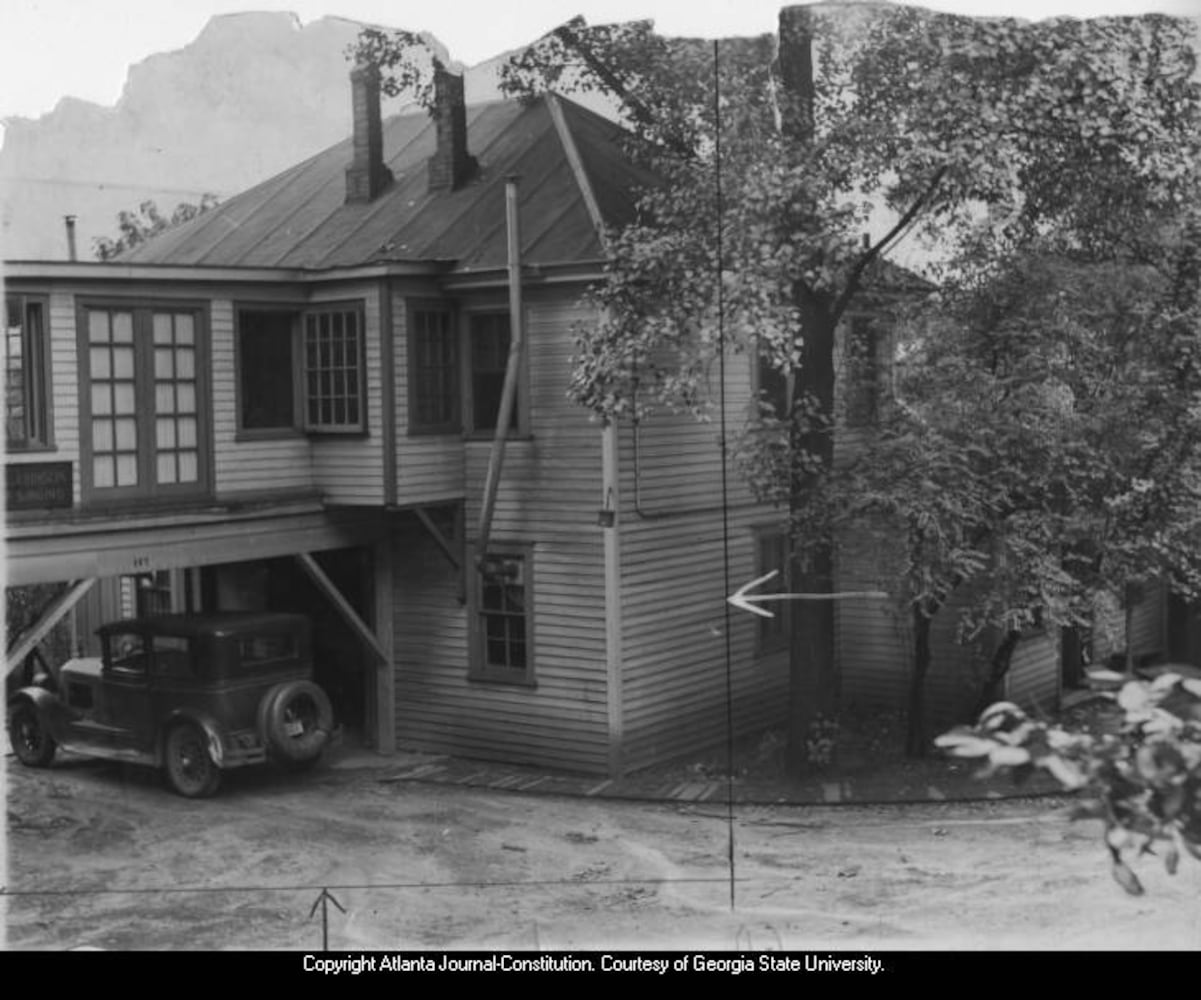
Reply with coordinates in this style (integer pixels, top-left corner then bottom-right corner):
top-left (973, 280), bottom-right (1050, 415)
top-left (107, 632), bottom-right (148, 674)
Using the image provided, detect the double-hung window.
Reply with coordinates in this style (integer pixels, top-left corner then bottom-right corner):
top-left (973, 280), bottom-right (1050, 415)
top-left (80, 302), bottom-right (209, 503)
top-left (470, 551), bottom-right (534, 685)
top-left (845, 316), bottom-right (882, 426)
top-left (5, 294), bottom-right (50, 449)
top-left (304, 305), bottom-right (365, 433)
top-left (754, 339), bottom-right (790, 420)
top-left (468, 312), bottom-right (520, 433)
top-left (234, 302), bottom-right (366, 436)
top-left (409, 304), bottom-right (459, 434)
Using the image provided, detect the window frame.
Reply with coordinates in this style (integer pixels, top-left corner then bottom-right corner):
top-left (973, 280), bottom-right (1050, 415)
top-left (407, 300), bottom-right (461, 435)
top-left (76, 297), bottom-right (213, 507)
top-left (233, 303), bottom-right (304, 440)
top-left (462, 307), bottom-right (528, 438)
top-left (301, 300), bottom-right (368, 436)
top-left (5, 292), bottom-right (53, 451)
top-left (752, 336), bottom-right (791, 421)
top-left (468, 545), bottom-right (536, 687)
top-left (753, 525), bottom-right (791, 657)
top-left (845, 314), bottom-right (884, 427)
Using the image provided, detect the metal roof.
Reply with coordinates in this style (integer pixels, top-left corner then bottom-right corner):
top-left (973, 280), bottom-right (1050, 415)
top-left (122, 95), bottom-right (657, 273)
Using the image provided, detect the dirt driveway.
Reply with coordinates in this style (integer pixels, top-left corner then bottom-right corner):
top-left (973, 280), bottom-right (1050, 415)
top-left (4, 750), bottom-right (1200, 952)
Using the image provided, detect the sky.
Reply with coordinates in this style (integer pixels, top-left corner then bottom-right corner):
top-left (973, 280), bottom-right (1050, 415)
top-left (3, 0), bottom-right (1199, 121)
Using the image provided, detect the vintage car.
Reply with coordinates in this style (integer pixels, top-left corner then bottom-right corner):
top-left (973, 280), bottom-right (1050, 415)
top-left (6, 612), bottom-right (335, 797)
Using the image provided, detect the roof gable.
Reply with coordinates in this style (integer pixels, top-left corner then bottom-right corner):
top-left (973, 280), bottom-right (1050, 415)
top-left (123, 95), bottom-right (655, 274)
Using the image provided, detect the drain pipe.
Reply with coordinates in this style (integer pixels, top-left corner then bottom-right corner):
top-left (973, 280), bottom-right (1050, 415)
top-left (475, 176), bottom-right (525, 568)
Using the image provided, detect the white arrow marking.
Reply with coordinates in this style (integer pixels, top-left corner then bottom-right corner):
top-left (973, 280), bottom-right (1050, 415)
top-left (727, 569), bottom-right (890, 618)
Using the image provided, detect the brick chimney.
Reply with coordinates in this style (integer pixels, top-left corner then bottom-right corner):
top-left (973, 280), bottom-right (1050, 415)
top-left (428, 63), bottom-right (476, 192)
top-left (345, 63), bottom-right (392, 203)
top-left (777, 6), bottom-right (816, 143)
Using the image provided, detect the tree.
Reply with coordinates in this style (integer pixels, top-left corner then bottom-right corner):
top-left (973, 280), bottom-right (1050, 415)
top-left (938, 670), bottom-right (1201, 895)
top-left (93, 193), bottom-right (220, 261)
top-left (827, 209), bottom-right (1201, 754)
top-left (358, 6), bottom-right (1200, 765)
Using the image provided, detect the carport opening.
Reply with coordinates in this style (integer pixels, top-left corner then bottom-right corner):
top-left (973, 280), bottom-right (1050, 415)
top-left (199, 550), bottom-right (373, 741)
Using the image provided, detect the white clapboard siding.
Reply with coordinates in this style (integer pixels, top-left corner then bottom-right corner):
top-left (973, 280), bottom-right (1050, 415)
top-left (1005, 631), bottom-right (1061, 716)
top-left (390, 286), bottom-right (466, 505)
top-left (616, 417), bottom-right (789, 771)
top-left (308, 284), bottom-right (385, 504)
top-left (393, 296), bottom-right (612, 773)
top-left (390, 512), bottom-right (611, 772)
top-left (835, 525), bottom-right (910, 711)
top-left (208, 298), bottom-right (316, 496)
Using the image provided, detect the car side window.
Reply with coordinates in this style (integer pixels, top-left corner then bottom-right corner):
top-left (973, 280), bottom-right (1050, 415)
top-left (108, 633), bottom-right (149, 676)
top-left (152, 635), bottom-right (195, 679)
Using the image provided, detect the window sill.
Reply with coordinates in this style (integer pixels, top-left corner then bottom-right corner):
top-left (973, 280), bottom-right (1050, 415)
top-left (467, 671), bottom-right (537, 689)
top-left (463, 432), bottom-right (534, 443)
top-left (408, 426), bottom-right (463, 438)
top-left (5, 443), bottom-right (57, 454)
top-left (234, 427), bottom-right (306, 443)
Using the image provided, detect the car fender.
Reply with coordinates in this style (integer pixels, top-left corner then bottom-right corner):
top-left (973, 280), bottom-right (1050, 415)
top-left (8, 686), bottom-right (76, 742)
top-left (158, 709), bottom-right (227, 768)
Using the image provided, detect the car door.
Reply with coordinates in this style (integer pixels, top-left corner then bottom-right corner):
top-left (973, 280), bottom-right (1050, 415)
top-left (97, 629), bottom-right (155, 751)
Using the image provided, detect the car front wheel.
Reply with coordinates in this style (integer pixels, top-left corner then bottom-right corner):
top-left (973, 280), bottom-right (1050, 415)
top-left (8, 700), bottom-right (57, 767)
top-left (163, 722), bottom-right (222, 798)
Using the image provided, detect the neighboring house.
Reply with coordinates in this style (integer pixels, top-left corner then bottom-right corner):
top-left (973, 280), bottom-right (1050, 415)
top-left (7, 63), bottom-right (1192, 774)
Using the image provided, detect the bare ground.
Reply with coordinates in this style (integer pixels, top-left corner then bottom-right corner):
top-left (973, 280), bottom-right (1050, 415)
top-left (4, 742), bottom-right (1201, 952)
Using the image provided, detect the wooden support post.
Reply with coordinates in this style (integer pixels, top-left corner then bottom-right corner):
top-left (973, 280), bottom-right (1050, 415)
top-left (475, 176), bottom-right (525, 568)
top-left (293, 553), bottom-right (390, 667)
top-left (5, 579), bottom-right (97, 683)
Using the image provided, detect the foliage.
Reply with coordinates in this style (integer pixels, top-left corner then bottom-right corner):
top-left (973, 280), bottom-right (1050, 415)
top-left (93, 194), bottom-right (220, 261)
top-left (937, 674), bottom-right (1201, 895)
top-left (359, 8), bottom-right (1201, 759)
top-left (346, 27), bottom-right (442, 107)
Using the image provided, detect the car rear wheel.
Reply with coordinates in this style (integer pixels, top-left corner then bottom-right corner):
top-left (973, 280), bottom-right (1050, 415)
top-left (164, 722), bottom-right (222, 798)
top-left (8, 700), bottom-right (57, 767)
top-left (261, 681), bottom-right (333, 764)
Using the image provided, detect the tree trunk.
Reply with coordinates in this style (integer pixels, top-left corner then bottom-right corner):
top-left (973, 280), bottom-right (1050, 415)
top-left (906, 603), bottom-right (933, 758)
top-left (786, 297), bottom-right (837, 773)
top-left (970, 629), bottom-right (1022, 720)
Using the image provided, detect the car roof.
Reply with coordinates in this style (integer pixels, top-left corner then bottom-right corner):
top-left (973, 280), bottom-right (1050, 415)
top-left (97, 612), bottom-right (311, 639)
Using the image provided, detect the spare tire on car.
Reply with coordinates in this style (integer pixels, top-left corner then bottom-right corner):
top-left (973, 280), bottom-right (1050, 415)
top-left (259, 680), bottom-right (333, 763)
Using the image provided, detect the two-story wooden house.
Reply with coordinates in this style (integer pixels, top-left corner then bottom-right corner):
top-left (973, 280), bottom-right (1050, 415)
top-left (8, 60), bottom-right (1193, 775)
top-left (4, 65), bottom-right (808, 775)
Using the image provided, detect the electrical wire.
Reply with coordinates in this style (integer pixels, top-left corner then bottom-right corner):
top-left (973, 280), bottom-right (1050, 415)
top-left (713, 38), bottom-right (738, 915)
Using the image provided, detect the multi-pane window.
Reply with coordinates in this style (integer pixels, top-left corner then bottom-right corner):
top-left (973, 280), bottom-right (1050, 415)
top-left (469, 312), bottom-right (518, 432)
top-left (409, 306), bottom-right (459, 433)
top-left (845, 316), bottom-right (881, 426)
top-left (304, 306), bottom-right (364, 432)
top-left (472, 553), bottom-right (533, 684)
top-left (6, 295), bottom-right (50, 448)
top-left (756, 528), bottom-right (790, 655)
top-left (152, 312), bottom-right (200, 486)
top-left (755, 345), bottom-right (790, 420)
top-left (82, 304), bottom-right (207, 501)
top-left (237, 310), bottom-right (296, 431)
